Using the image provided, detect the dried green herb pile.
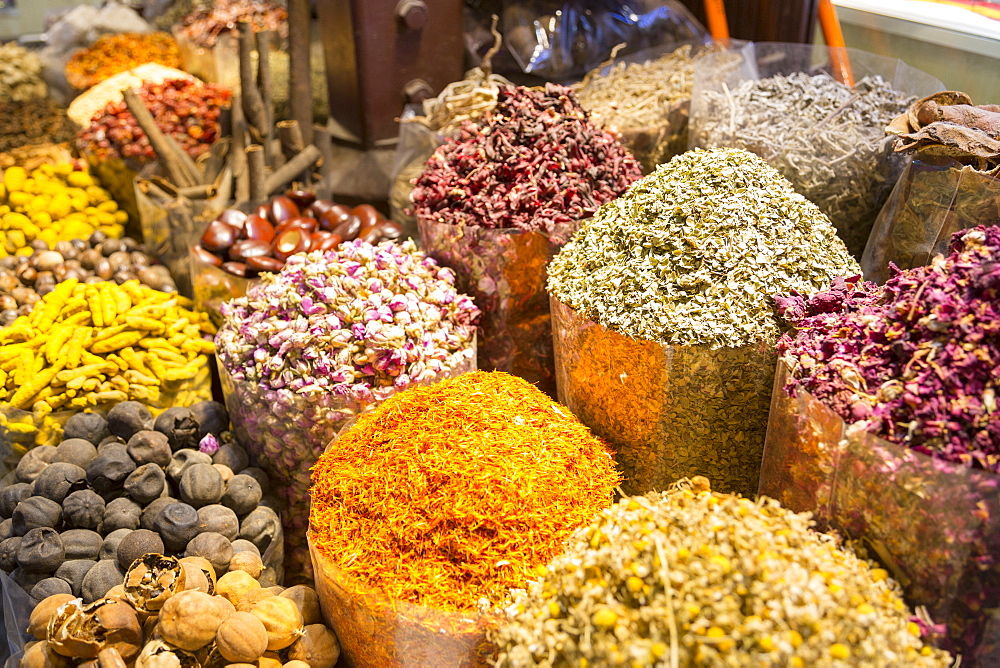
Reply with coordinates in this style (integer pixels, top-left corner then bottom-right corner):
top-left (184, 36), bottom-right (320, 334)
top-left (493, 478), bottom-right (952, 667)
top-left (548, 148), bottom-right (859, 347)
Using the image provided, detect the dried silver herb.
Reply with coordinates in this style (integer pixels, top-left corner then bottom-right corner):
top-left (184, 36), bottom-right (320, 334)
top-left (692, 71), bottom-right (914, 257)
top-left (493, 477), bottom-right (952, 667)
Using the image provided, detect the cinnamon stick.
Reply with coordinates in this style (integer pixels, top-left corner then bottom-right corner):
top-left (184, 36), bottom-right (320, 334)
top-left (231, 91), bottom-right (249, 203)
top-left (288, 0), bottom-right (313, 146)
top-left (247, 144), bottom-right (267, 205)
top-left (264, 144), bottom-right (321, 195)
top-left (257, 29), bottom-right (275, 165)
top-left (313, 123), bottom-right (333, 200)
top-left (277, 120), bottom-right (305, 160)
top-left (238, 21), bottom-right (269, 160)
top-left (122, 88), bottom-right (199, 188)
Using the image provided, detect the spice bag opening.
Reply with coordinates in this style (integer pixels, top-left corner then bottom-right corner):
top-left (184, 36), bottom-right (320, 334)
top-left (759, 360), bottom-right (1000, 664)
top-left (308, 534), bottom-right (496, 668)
top-left (418, 219), bottom-right (575, 399)
top-left (688, 41), bottom-right (943, 258)
top-left (551, 296), bottom-right (775, 497)
top-left (189, 244), bottom-right (256, 330)
top-left (861, 157), bottom-right (1000, 284)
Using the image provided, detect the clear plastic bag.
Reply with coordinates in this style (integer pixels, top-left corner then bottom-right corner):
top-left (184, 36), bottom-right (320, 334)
top-left (0, 569), bottom-right (34, 668)
top-left (419, 219), bottom-right (575, 398)
top-left (689, 41), bottom-right (943, 257)
top-left (861, 157), bottom-right (1000, 284)
top-left (498, 0), bottom-right (708, 82)
top-left (308, 535), bottom-right (496, 668)
top-left (759, 361), bottom-right (1000, 663)
top-left (389, 109), bottom-right (443, 240)
top-left (551, 297), bottom-right (775, 497)
top-left (190, 248), bottom-right (256, 329)
top-left (219, 344), bottom-right (476, 584)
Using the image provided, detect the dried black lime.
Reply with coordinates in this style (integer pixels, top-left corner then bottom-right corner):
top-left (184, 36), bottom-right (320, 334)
top-left (124, 464), bottom-right (166, 505)
top-left (62, 490), bottom-right (105, 530)
top-left (236, 467), bottom-right (270, 494)
top-left (55, 559), bottom-right (97, 597)
top-left (10, 567), bottom-right (46, 594)
top-left (81, 559), bottom-right (124, 602)
top-left (62, 529), bottom-right (103, 560)
top-left (126, 431), bottom-right (171, 468)
top-left (63, 412), bottom-right (110, 445)
top-left (167, 450), bottom-right (212, 483)
top-left (221, 475), bottom-right (261, 517)
top-left (141, 497), bottom-right (177, 532)
top-left (0, 536), bottom-right (22, 571)
top-left (230, 539), bottom-right (260, 557)
top-left (117, 529), bottom-right (164, 571)
top-left (12, 496), bottom-right (61, 535)
top-left (15, 447), bottom-right (57, 483)
top-left (155, 502), bottom-right (199, 552)
top-left (53, 439), bottom-right (99, 468)
top-left (31, 576), bottom-right (72, 600)
top-left (0, 518), bottom-right (11, 542)
top-left (212, 444), bottom-right (249, 473)
top-left (190, 401), bottom-right (228, 439)
top-left (184, 532), bottom-right (232, 575)
top-left (86, 451), bottom-right (136, 495)
top-left (103, 497), bottom-right (142, 532)
top-left (107, 402), bottom-right (153, 441)
top-left (196, 505), bottom-right (239, 541)
top-left (33, 463), bottom-right (87, 503)
top-left (16, 527), bottom-right (64, 573)
top-left (238, 507), bottom-right (281, 554)
top-left (179, 464), bottom-right (224, 508)
top-left (155, 407), bottom-right (200, 450)
top-left (0, 482), bottom-right (32, 518)
top-left (99, 528), bottom-right (132, 561)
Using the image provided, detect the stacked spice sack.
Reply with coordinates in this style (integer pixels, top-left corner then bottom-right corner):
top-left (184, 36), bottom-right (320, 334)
top-left (411, 83), bottom-right (642, 396)
top-left (309, 371), bottom-right (620, 666)
top-left (216, 241), bottom-right (479, 580)
top-left (761, 225), bottom-right (1000, 662)
top-left (0, 44), bottom-right (76, 154)
top-left (547, 147), bottom-right (859, 497)
top-left (65, 33), bottom-right (182, 92)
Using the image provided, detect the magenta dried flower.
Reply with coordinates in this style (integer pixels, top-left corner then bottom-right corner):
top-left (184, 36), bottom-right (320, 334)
top-left (199, 433), bottom-right (220, 455)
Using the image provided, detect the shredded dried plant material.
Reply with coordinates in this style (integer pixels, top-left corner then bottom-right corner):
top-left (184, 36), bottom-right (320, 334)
top-left (309, 371), bottom-right (620, 614)
top-left (493, 478), bottom-right (952, 667)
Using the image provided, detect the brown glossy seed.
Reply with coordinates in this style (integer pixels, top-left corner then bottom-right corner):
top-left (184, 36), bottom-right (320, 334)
top-left (375, 220), bottom-right (405, 241)
top-left (308, 231), bottom-right (332, 251)
top-left (228, 240), bottom-right (272, 263)
top-left (271, 229), bottom-right (311, 261)
top-left (285, 190), bottom-right (316, 209)
top-left (360, 225), bottom-right (384, 244)
top-left (200, 221), bottom-right (241, 252)
top-left (269, 196), bottom-right (300, 224)
top-left (216, 209), bottom-right (248, 229)
top-left (243, 215), bottom-right (275, 243)
top-left (191, 246), bottom-right (223, 267)
top-left (220, 262), bottom-right (248, 278)
top-left (331, 216), bottom-right (361, 241)
top-left (245, 256), bottom-right (284, 273)
top-left (314, 234), bottom-right (342, 252)
top-left (307, 199), bottom-right (336, 219)
top-left (316, 205), bottom-right (351, 232)
top-left (275, 217), bottom-right (317, 235)
top-left (350, 204), bottom-right (382, 229)
top-left (254, 204), bottom-right (271, 222)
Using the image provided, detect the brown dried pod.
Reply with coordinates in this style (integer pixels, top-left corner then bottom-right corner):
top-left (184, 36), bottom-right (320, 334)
top-left (97, 647), bottom-right (127, 668)
top-left (158, 590), bottom-right (232, 650)
top-left (287, 625), bottom-right (340, 668)
top-left (20, 640), bottom-right (72, 668)
top-left (235, 588), bottom-right (274, 613)
top-left (214, 611), bottom-right (268, 663)
top-left (124, 554), bottom-right (186, 613)
top-left (28, 593), bottom-right (75, 639)
top-left (216, 570), bottom-right (259, 606)
top-left (47, 598), bottom-right (143, 660)
top-left (249, 597), bottom-right (303, 651)
top-left (278, 586), bottom-right (322, 627)
top-left (228, 551), bottom-right (263, 579)
top-left (103, 585), bottom-right (127, 603)
top-left (142, 614), bottom-right (159, 639)
top-left (134, 639), bottom-right (200, 668)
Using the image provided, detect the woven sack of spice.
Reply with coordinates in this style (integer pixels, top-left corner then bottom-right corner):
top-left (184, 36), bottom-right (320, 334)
top-left (308, 371), bottom-right (620, 667)
top-left (688, 41), bottom-right (942, 258)
top-left (861, 92), bottom-right (1000, 283)
top-left (216, 242), bottom-right (479, 581)
top-left (412, 83), bottom-right (642, 397)
top-left (547, 148), bottom-right (858, 498)
top-left (760, 227), bottom-right (1000, 663)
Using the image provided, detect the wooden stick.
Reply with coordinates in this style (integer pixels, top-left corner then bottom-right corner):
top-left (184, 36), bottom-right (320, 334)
top-left (288, 0), bottom-right (313, 146)
top-left (818, 0), bottom-right (855, 87)
top-left (704, 0), bottom-right (730, 42)
top-left (231, 92), bottom-right (249, 203)
top-left (238, 21), bottom-right (269, 156)
top-left (137, 179), bottom-right (173, 201)
top-left (247, 144), bottom-right (267, 205)
top-left (313, 123), bottom-right (333, 200)
top-left (277, 120), bottom-right (305, 160)
top-left (177, 184), bottom-right (217, 199)
top-left (123, 89), bottom-right (199, 188)
top-left (264, 144), bottom-right (321, 195)
top-left (257, 29), bottom-right (275, 165)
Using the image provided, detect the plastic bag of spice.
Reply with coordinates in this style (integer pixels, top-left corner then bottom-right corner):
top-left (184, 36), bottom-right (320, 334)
top-left (308, 535), bottom-right (495, 668)
top-left (759, 361), bottom-right (1000, 664)
top-left (551, 297), bottom-right (775, 497)
top-left (190, 247), bottom-right (255, 329)
top-left (389, 109), bottom-right (442, 240)
top-left (688, 41), bottom-right (942, 258)
top-left (861, 157), bottom-right (1000, 284)
top-left (0, 569), bottom-right (33, 668)
top-left (419, 220), bottom-right (576, 398)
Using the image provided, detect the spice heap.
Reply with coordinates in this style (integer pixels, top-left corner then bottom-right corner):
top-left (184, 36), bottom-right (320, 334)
top-left (411, 83), bottom-right (642, 235)
top-left (0, 401), bottom-right (286, 601)
top-left (66, 64), bottom-right (196, 129)
top-left (176, 0), bottom-right (288, 48)
top-left (694, 71), bottom-right (914, 256)
top-left (549, 148), bottom-right (859, 347)
top-left (24, 556), bottom-right (340, 668)
top-left (0, 42), bottom-right (47, 103)
top-left (0, 100), bottom-right (76, 154)
top-left (78, 78), bottom-right (230, 162)
top-left (310, 371), bottom-right (619, 663)
top-left (778, 225), bottom-right (1000, 470)
top-left (1, 163), bottom-right (126, 258)
top-left (573, 44), bottom-right (704, 171)
top-left (217, 241), bottom-right (478, 574)
top-left (493, 477), bottom-right (951, 667)
top-left (65, 33), bottom-right (181, 91)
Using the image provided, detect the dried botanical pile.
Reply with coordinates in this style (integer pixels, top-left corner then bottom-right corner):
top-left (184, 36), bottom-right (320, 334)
top-left (0, 42), bottom-right (47, 103)
top-left (548, 147), bottom-right (859, 348)
top-left (0, 100), bottom-right (76, 154)
top-left (65, 33), bottom-right (181, 91)
top-left (175, 0), bottom-right (287, 48)
top-left (493, 478), bottom-right (951, 667)
top-left (778, 225), bottom-right (1000, 471)
top-left (66, 64), bottom-right (197, 129)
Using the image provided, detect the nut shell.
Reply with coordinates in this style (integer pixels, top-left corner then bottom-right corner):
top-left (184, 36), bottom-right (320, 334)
top-left (124, 554), bottom-right (185, 612)
top-left (47, 598), bottom-right (142, 660)
top-left (249, 596), bottom-right (303, 651)
top-left (134, 639), bottom-right (199, 668)
top-left (28, 593), bottom-right (75, 639)
top-left (215, 611), bottom-right (268, 663)
top-left (20, 640), bottom-right (72, 668)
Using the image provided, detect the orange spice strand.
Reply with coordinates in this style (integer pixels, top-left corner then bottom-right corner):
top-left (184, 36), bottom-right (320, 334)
top-left (65, 33), bottom-right (181, 90)
top-left (309, 371), bottom-right (621, 614)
